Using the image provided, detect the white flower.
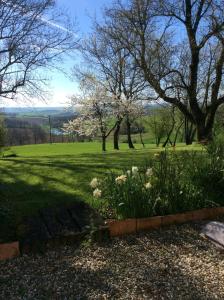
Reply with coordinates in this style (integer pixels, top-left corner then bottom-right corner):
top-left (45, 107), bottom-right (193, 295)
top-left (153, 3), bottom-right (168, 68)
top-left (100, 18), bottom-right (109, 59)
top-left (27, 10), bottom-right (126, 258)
top-left (90, 178), bottom-right (98, 189)
top-left (115, 175), bottom-right (127, 185)
top-left (93, 188), bottom-right (102, 198)
top-left (132, 166), bottom-right (139, 176)
top-left (146, 168), bottom-right (153, 177)
top-left (126, 170), bottom-right (131, 176)
top-left (131, 167), bottom-right (138, 174)
top-left (145, 182), bottom-right (152, 189)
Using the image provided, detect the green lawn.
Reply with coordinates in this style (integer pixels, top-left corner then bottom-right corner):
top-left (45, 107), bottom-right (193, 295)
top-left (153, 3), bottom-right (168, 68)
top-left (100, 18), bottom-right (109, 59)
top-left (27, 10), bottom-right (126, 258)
top-left (0, 142), bottom-right (200, 242)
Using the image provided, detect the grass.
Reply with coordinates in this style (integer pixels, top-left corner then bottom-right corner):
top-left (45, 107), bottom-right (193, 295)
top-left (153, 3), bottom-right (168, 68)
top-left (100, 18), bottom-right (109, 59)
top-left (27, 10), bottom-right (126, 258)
top-left (0, 141), bottom-right (201, 242)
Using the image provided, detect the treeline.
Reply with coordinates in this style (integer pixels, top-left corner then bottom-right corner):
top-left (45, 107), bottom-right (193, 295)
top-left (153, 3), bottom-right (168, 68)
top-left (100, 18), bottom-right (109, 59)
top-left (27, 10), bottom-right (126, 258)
top-left (1, 103), bottom-right (224, 148)
top-left (0, 114), bottom-right (79, 146)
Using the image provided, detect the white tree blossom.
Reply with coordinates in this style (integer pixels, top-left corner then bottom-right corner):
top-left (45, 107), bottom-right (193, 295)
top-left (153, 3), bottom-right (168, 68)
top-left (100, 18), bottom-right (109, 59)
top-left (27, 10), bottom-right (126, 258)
top-left (63, 75), bottom-right (117, 151)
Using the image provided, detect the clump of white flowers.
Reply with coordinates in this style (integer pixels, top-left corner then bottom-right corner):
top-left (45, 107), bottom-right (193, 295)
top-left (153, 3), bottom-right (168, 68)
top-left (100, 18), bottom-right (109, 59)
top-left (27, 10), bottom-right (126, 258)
top-left (90, 178), bottom-right (99, 189)
top-left (146, 168), bottom-right (153, 177)
top-left (90, 178), bottom-right (102, 198)
top-left (93, 188), bottom-right (102, 198)
top-left (115, 174), bottom-right (127, 185)
top-left (145, 182), bottom-right (152, 189)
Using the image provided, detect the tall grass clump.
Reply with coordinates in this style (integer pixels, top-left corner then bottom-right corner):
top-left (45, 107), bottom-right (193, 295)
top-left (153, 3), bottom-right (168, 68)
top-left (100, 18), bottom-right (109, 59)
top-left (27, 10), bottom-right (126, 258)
top-left (89, 139), bottom-right (224, 219)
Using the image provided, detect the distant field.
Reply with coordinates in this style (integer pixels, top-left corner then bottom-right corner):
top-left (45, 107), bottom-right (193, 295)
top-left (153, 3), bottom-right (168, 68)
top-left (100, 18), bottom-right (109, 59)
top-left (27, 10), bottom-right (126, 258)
top-left (0, 142), bottom-right (201, 242)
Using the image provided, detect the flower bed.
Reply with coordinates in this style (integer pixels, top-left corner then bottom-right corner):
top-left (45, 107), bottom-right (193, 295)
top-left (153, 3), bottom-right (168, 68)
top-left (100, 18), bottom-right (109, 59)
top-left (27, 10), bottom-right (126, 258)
top-left (90, 140), bottom-right (224, 221)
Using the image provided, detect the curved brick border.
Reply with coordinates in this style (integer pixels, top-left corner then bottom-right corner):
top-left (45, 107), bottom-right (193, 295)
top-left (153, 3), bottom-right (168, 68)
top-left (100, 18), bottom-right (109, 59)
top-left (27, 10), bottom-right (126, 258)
top-left (106, 207), bottom-right (224, 237)
top-left (0, 242), bottom-right (20, 261)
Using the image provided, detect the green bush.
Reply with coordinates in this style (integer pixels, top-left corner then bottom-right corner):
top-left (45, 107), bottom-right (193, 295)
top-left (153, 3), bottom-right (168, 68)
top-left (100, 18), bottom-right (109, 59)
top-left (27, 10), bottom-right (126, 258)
top-left (89, 140), bottom-right (224, 219)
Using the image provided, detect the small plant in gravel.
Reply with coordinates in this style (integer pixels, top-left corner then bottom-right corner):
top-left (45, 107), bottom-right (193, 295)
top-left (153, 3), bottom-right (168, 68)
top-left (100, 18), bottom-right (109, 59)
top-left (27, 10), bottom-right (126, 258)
top-left (90, 139), bottom-right (224, 219)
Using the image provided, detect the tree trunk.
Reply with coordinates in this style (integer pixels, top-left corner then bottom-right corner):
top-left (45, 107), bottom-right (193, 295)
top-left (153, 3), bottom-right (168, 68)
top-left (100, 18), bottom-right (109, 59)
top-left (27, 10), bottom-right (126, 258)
top-left (162, 126), bottom-right (174, 148)
top-left (196, 123), bottom-right (213, 143)
top-left (113, 120), bottom-right (122, 150)
top-left (173, 121), bottom-right (184, 147)
top-left (139, 131), bottom-right (145, 148)
top-left (193, 109), bottom-right (217, 143)
top-left (102, 135), bottom-right (106, 151)
top-left (126, 116), bottom-right (134, 149)
top-left (184, 117), bottom-right (196, 145)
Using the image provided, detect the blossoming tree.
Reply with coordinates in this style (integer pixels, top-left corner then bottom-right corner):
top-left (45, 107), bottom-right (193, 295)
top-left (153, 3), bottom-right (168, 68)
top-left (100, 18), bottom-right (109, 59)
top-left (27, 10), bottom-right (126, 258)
top-left (63, 75), bottom-right (117, 151)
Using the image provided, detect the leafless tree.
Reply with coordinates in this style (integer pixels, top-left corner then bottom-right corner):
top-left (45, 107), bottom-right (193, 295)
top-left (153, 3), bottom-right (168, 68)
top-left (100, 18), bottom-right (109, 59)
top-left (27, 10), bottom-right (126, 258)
top-left (0, 0), bottom-right (77, 102)
top-left (103, 0), bottom-right (224, 142)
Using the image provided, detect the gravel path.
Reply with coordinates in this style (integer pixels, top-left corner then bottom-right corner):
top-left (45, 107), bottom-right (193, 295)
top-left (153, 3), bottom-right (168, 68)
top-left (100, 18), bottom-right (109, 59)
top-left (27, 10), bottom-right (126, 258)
top-left (1, 222), bottom-right (224, 300)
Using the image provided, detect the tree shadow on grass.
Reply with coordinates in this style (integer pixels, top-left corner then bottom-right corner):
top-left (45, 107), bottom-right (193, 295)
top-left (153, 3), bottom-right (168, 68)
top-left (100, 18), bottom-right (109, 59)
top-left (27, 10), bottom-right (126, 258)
top-left (2, 149), bottom-right (152, 167)
top-left (0, 151), bottom-right (152, 189)
top-left (0, 152), bottom-right (151, 212)
top-left (1, 154), bottom-right (128, 242)
top-left (0, 158), bottom-right (109, 219)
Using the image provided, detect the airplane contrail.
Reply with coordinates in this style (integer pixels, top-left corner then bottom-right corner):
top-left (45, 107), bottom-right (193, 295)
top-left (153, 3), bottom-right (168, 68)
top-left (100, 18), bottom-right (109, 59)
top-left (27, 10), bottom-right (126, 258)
top-left (2, 0), bottom-right (77, 36)
top-left (40, 16), bottom-right (77, 36)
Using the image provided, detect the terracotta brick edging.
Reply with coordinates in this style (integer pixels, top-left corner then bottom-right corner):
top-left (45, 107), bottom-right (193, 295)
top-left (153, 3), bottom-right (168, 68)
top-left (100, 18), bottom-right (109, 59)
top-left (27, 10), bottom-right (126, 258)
top-left (0, 241), bottom-right (20, 261)
top-left (2, 207), bottom-right (224, 259)
top-left (106, 207), bottom-right (224, 237)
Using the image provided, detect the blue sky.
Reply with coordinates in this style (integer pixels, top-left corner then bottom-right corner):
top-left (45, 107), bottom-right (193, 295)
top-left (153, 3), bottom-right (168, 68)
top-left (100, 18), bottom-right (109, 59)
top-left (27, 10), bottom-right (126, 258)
top-left (6, 0), bottom-right (113, 107)
top-left (46, 0), bottom-right (113, 107)
top-left (58, 0), bottom-right (112, 32)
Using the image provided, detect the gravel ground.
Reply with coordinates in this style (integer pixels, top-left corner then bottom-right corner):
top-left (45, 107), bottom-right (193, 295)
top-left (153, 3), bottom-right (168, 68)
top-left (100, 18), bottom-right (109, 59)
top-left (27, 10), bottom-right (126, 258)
top-left (1, 222), bottom-right (224, 300)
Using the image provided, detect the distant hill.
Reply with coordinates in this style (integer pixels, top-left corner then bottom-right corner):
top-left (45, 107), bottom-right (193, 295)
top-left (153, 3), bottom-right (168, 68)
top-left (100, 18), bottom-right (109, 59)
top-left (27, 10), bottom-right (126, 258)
top-left (1, 107), bottom-right (74, 117)
top-left (1, 103), bottom-right (162, 117)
